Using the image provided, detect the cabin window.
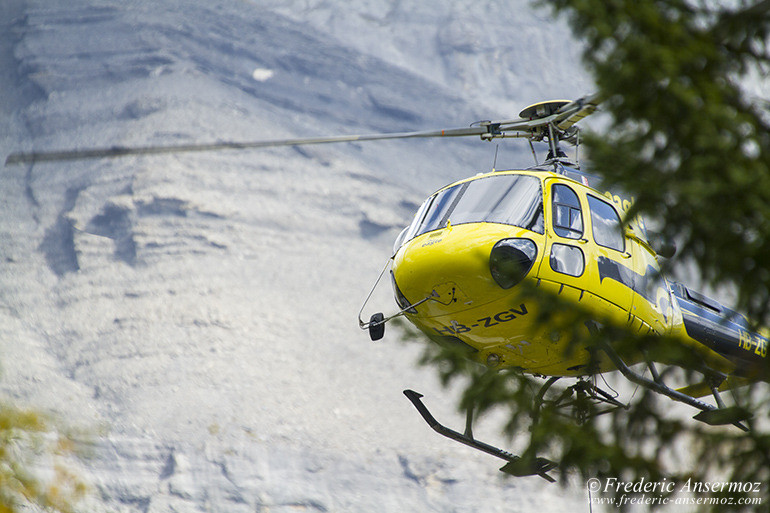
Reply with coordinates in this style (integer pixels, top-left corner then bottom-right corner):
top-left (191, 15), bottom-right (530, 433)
top-left (550, 243), bottom-right (585, 277)
top-left (418, 184), bottom-right (465, 236)
top-left (551, 184), bottom-right (583, 239)
top-left (405, 174), bottom-right (544, 239)
top-left (588, 195), bottom-right (625, 252)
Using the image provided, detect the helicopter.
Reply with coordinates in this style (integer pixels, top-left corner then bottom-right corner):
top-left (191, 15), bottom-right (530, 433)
top-left (6, 93), bottom-right (768, 483)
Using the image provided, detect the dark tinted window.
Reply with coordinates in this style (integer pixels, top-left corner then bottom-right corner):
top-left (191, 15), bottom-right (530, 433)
top-left (588, 195), bottom-right (624, 251)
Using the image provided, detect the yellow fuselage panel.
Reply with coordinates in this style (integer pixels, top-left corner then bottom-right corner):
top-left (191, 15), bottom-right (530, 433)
top-left (392, 223), bottom-right (544, 319)
top-left (403, 277), bottom-right (628, 376)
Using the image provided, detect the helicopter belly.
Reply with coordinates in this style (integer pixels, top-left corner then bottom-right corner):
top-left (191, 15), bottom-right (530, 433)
top-left (405, 283), bottom-right (599, 375)
top-left (405, 275), bottom-right (656, 376)
top-left (407, 292), bottom-right (544, 367)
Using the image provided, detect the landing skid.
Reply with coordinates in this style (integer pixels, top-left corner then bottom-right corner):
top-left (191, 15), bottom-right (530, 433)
top-left (403, 390), bottom-right (558, 482)
top-left (596, 342), bottom-right (752, 431)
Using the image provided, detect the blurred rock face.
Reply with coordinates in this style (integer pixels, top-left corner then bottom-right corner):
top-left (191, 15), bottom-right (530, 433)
top-left (0, 1), bottom-right (590, 511)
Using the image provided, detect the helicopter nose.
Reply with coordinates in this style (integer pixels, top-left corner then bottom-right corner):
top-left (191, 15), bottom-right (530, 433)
top-left (392, 225), bottom-right (538, 317)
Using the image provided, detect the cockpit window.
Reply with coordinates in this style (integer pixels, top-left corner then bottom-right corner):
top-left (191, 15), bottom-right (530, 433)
top-left (404, 174), bottom-right (544, 241)
top-left (416, 183), bottom-right (465, 235)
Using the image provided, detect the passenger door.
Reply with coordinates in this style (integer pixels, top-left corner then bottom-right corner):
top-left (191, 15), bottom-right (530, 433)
top-left (538, 181), bottom-right (591, 302)
top-left (582, 193), bottom-right (635, 320)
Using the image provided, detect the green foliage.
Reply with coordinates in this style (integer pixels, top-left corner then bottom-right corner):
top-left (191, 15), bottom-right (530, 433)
top-left (544, 2), bottom-right (770, 503)
top-left (544, 0), bottom-right (770, 323)
top-left (0, 404), bottom-right (88, 513)
top-left (394, 2), bottom-right (770, 510)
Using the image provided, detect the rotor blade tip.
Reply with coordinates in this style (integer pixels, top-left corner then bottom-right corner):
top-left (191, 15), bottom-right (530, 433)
top-left (5, 153), bottom-right (24, 166)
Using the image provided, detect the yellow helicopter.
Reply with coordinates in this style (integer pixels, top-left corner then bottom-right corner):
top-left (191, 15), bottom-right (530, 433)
top-left (351, 96), bottom-right (768, 480)
top-left (7, 94), bottom-right (767, 482)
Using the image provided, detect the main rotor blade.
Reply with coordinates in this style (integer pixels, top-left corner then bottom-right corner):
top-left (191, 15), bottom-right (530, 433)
top-left (554, 93), bottom-right (600, 131)
top-left (5, 93), bottom-right (600, 166)
top-left (5, 126), bottom-right (490, 166)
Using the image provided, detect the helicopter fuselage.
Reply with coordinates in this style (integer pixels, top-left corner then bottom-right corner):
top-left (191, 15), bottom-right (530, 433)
top-left (391, 167), bottom-right (763, 378)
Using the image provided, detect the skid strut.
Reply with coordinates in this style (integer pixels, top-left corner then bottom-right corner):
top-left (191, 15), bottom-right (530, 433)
top-left (403, 390), bottom-right (557, 482)
top-left (597, 342), bottom-right (751, 431)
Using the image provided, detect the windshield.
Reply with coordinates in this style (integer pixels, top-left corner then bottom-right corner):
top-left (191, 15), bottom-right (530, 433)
top-left (405, 174), bottom-right (544, 241)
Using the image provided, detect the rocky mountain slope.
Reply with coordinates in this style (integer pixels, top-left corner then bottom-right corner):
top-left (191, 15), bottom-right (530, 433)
top-left (0, 0), bottom-right (593, 511)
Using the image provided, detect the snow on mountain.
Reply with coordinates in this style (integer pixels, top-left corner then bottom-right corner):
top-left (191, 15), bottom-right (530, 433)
top-left (0, 0), bottom-right (592, 511)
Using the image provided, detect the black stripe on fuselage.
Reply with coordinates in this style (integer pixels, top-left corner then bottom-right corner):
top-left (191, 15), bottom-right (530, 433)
top-left (597, 256), bottom-right (658, 303)
top-left (672, 285), bottom-right (768, 370)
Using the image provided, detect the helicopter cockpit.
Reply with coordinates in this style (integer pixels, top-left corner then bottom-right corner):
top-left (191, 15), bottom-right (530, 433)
top-left (396, 173), bottom-right (545, 252)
